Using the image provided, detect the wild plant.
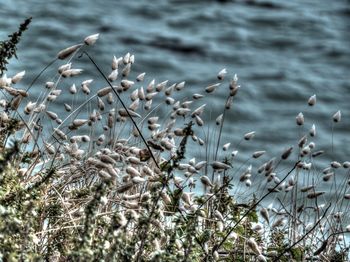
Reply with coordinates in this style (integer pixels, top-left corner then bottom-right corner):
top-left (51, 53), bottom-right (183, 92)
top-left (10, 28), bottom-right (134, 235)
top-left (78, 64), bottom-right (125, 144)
top-left (0, 25), bottom-right (349, 262)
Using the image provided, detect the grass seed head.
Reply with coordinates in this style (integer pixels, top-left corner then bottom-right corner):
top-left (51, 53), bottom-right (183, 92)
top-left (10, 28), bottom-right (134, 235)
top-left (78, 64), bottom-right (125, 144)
top-left (298, 135), bottom-right (307, 148)
top-left (307, 191), bottom-right (325, 199)
top-left (123, 52), bottom-right (130, 64)
top-left (331, 161), bottom-right (341, 168)
top-left (217, 68), bottom-right (227, 80)
top-left (164, 97), bottom-right (174, 106)
top-left (61, 68), bottom-right (83, 77)
top-left (211, 161), bottom-right (231, 170)
top-left (108, 69), bottom-right (119, 82)
top-left (201, 175), bottom-right (213, 187)
top-left (11, 70), bottom-right (25, 84)
top-left (57, 44), bottom-right (83, 60)
top-left (84, 33), bottom-right (99, 46)
top-left (260, 208), bottom-right (269, 224)
top-left (24, 101), bottom-right (36, 114)
top-left (333, 110), bottom-right (341, 123)
top-left (343, 161), bottom-right (350, 168)
top-left (46, 111), bottom-right (58, 120)
top-left (45, 81), bottom-right (55, 89)
top-left (296, 112), bottom-right (304, 126)
top-left (175, 81), bottom-right (185, 91)
top-left (193, 93), bottom-right (204, 99)
top-left (58, 63), bottom-right (71, 74)
top-left (253, 150), bottom-right (265, 158)
top-left (205, 83), bottom-right (220, 93)
top-left (244, 131), bottom-right (255, 140)
top-left (310, 123), bottom-right (316, 137)
top-left (64, 104), bottom-right (72, 112)
top-left (10, 95), bottom-right (22, 110)
top-left (216, 114), bottom-right (223, 125)
top-left (156, 80), bottom-right (168, 92)
top-left (308, 94), bottom-right (316, 106)
top-left (112, 56), bottom-right (119, 70)
top-left (165, 84), bottom-right (175, 96)
top-left (72, 119), bottom-right (88, 128)
top-left (69, 84), bottom-right (77, 94)
top-left (122, 63), bottom-right (131, 77)
top-left (247, 238), bottom-right (261, 255)
top-left (136, 72), bottom-right (145, 82)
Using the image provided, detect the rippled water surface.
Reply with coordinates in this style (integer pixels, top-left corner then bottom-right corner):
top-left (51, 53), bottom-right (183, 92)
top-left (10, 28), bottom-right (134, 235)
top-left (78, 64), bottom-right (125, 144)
top-left (1, 0), bottom-right (349, 166)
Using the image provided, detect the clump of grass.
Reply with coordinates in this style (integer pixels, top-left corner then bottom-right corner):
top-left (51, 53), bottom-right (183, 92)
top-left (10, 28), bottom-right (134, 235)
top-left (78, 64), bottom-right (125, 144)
top-left (0, 30), bottom-right (349, 261)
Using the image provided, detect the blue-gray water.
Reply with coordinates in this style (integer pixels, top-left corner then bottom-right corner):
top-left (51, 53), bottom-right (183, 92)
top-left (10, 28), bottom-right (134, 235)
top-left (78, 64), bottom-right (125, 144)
top-left (1, 0), bottom-right (349, 166)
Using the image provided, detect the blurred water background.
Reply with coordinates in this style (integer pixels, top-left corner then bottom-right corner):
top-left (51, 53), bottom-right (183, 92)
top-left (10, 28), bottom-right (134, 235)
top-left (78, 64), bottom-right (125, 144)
top-left (0, 0), bottom-right (349, 180)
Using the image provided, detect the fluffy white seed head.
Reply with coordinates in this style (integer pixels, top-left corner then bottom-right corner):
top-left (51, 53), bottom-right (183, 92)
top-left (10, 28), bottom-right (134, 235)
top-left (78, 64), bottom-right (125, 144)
top-left (296, 112), bottom-right (304, 126)
top-left (126, 166), bottom-right (140, 177)
top-left (45, 81), bottom-right (55, 89)
top-left (0, 74), bottom-right (9, 87)
top-left (11, 71), bottom-right (25, 84)
top-left (244, 131), bottom-right (256, 140)
top-left (46, 111), bottom-right (58, 120)
top-left (216, 114), bottom-right (223, 125)
top-left (308, 94), bottom-right (316, 106)
top-left (132, 176), bottom-right (145, 184)
top-left (61, 69), bottom-right (83, 77)
top-left (195, 115), bottom-right (204, 126)
top-left (97, 86), bottom-right (112, 97)
top-left (193, 93), bottom-right (204, 99)
top-left (123, 52), bottom-right (130, 64)
top-left (146, 79), bottom-right (155, 93)
top-left (84, 33), bottom-right (99, 45)
top-left (156, 80), bottom-right (168, 92)
top-left (333, 110), bottom-right (341, 123)
top-left (58, 63), bottom-right (71, 74)
top-left (191, 104), bottom-right (206, 117)
top-left (214, 210), bottom-right (224, 221)
top-left (136, 72), bottom-right (145, 82)
top-left (260, 208), bottom-right (269, 224)
top-left (175, 81), bottom-right (185, 91)
top-left (257, 254), bottom-right (267, 262)
top-left (57, 44), bottom-right (83, 60)
top-left (165, 84), bottom-right (175, 96)
top-left (310, 124), bottom-right (316, 137)
top-left (245, 179), bottom-right (252, 187)
top-left (200, 176), bottom-right (213, 187)
top-left (122, 63), bottom-right (131, 77)
top-left (72, 119), bottom-right (88, 128)
top-left (205, 83), bottom-right (220, 93)
top-left (121, 79), bottom-right (134, 90)
top-left (231, 150), bottom-right (238, 157)
top-left (111, 55), bottom-right (119, 70)
top-left (63, 103), bottom-right (71, 112)
top-left (331, 161), bottom-right (342, 168)
top-left (223, 143), bottom-right (231, 151)
top-left (97, 97), bottom-right (105, 111)
top-left (81, 84), bottom-right (90, 94)
top-left (108, 69), bottom-right (119, 82)
top-left (211, 161), bottom-right (231, 170)
top-left (253, 150), bottom-right (265, 158)
top-left (247, 238), bottom-right (261, 255)
top-left (69, 84), bottom-right (77, 94)
top-left (217, 68), bottom-right (227, 80)
top-left (24, 101), bottom-right (36, 114)
top-left (307, 191), bottom-right (325, 199)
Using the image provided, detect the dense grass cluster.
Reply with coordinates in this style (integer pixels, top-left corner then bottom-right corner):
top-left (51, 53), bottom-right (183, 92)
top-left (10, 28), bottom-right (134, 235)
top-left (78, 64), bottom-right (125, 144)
top-left (0, 23), bottom-right (349, 261)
